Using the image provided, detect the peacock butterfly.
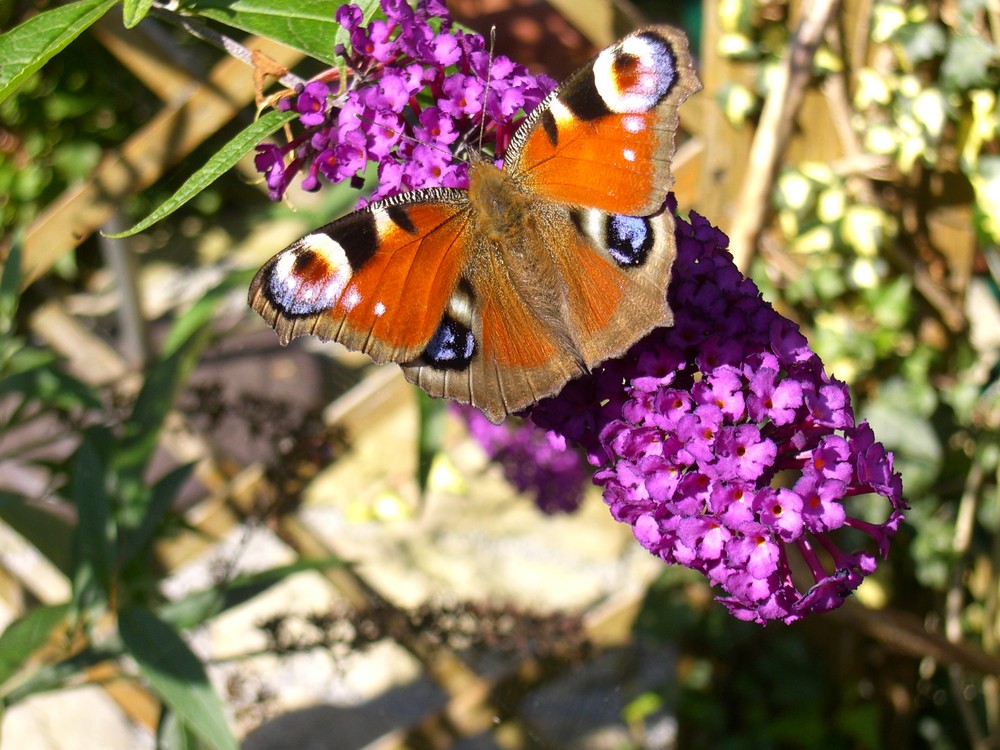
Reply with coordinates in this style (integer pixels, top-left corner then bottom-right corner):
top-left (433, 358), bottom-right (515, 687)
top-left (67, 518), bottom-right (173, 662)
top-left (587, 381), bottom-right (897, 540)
top-left (249, 26), bottom-right (701, 424)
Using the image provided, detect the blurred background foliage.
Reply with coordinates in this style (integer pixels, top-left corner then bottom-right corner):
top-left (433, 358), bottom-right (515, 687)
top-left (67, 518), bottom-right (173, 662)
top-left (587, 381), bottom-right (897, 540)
top-left (1, 0), bottom-right (999, 748)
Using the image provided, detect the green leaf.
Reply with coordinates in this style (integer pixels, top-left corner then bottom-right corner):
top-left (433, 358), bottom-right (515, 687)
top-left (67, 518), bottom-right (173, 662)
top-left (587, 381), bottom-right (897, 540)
top-left (0, 492), bottom-right (76, 576)
top-left (119, 462), bottom-right (196, 568)
top-left (0, 363), bottom-right (103, 414)
top-left (158, 708), bottom-right (213, 750)
top-left (2, 647), bottom-right (117, 706)
top-left (941, 34), bottom-right (997, 90)
top-left (115, 337), bottom-right (206, 511)
top-left (119, 607), bottom-right (238, 750)
top-left (416, 391), bottom-right (446, 496)
top-left (892, 21), bottom-right (947, 65)
top-left (107, 109), bottom-right (296, 238)
top-left (0, 603), bottom-right (70, 687)
top-left (71, 428), bottom-right (116, 606)
top-left (114, 273), bottom-right (243, 515)
top-left (0, 0), bottom-right (119, 105)
top-left (123, 0), bottom-right (155, 28)
top-left (160, 270), bottom-right (251, 358)
top-left (157, 558), bottom-right (344, 630)
top-left (0, 232), bottom-right (22, 336)
top-left (181, 0), bottom-right (382, 66)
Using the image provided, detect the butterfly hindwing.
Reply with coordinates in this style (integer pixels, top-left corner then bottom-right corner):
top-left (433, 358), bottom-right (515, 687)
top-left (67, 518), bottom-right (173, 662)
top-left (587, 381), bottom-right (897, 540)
top-left (556, 205), bottom-right (676, 365)
top-left (401, 237), bottom-right (589, 423)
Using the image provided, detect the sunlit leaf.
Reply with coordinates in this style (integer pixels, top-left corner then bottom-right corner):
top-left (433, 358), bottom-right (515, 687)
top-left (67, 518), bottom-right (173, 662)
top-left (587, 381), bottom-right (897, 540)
top-left (0, 0), bottom-right (118, 105)
top-left (107, 109), bottom-right (296, 238)
top-left (0, 492), bottom-right (76, 576)
top-left (123, 0), bottom-right (155, 28)
top-left (119, 462), bottom-right (197, 567)
top-left (180, 0), bottom-right (382, 66)
top-left (119, 607), bottom-right (238, 750)
top-left (0, 603), bottom-right (70, 686)
top-left (941, 34), bottom-right (996, 90)
top-left (892, 21), bottom-right (946, 65)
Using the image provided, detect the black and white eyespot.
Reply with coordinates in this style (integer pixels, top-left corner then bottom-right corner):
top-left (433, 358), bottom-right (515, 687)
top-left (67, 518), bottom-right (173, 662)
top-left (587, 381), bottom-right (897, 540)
top-left (593, 31), bottom-right (678, 113)
top-left (422, 315), bottom-right (476, 370)
top-left (422, 281), bottom-right (477, 369)
top-left (572, 209), bottom-right (656, 267)
top-left (267, 233), bottom-right (354, 316)
top-left (606, 214), bottom-right (655, 266)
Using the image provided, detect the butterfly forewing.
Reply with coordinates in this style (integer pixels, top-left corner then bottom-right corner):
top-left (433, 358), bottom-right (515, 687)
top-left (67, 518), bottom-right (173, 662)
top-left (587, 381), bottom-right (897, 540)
top-left (249, 191), bottom-right (473, 363)
top-left (506, 26), bottom-right (700, 217)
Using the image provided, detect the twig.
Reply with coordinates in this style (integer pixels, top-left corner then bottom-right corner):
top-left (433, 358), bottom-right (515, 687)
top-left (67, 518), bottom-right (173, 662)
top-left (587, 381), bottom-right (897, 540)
top-left (987, 463), bottom-right (1000, 739)
top-left (150, 4), bottom-right (307, 90)
top-left (946, 459), bottom-right (987, 748)
top-left (99, 213), bottom-right (149, 366)
top-left (728, 0), bottom-right (841, 270)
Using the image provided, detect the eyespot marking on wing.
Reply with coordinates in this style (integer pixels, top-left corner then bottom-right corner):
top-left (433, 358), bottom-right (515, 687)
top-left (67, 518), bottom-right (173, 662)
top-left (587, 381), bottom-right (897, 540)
top-left (267, 233), bottom-right (353, 316)
top-left (593, 31), bottom-right (679, 113)
top-left (605, 214), bottom-right (655, 266)
top-left (570, 210), bottom-right (656, 268)
top-left (422, 315), bottom-right (476, 370)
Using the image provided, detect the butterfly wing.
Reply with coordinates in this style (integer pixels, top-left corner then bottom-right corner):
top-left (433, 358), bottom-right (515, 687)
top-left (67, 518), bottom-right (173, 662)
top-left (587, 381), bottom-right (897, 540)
top-left (400, 243), bottom-right (591, 423)
top-left (249, 190), bottom-right (474, 364)
top-left (250, 26), bottom-right (700, 424)
top-left (505, 25), bottom-right (700, 216)
top-left (401, 181), bottom-right (678, 424)
top-left (476, 26), bottom-right (698, 394)
top-left (549, 205), bottom-right (677, 366)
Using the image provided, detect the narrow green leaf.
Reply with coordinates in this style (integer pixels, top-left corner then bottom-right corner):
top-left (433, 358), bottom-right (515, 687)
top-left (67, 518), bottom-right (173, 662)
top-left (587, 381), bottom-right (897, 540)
top-left (0, 492), bottom-right (76, 576)
top-left (119, 607), bottom-right (238, 750)
top-left (114, 273), bottom-right (247, 516)
top-left (0, 0), bottom-right (119, 105)
top-left (158, 708), bottom-right (212, 750)
top-left (0, 363), bottom-right (103, 413)
top-left (119, 462), bottom-right (196, 567)
top-left (2, 647), bottom-right (118, 706)
top-left (181, 0), bottom-right (382, 66)
top-left (0, 232), bottom-right (22, 335)
top-left (416, 392), bottom-right (446, 496)
top-left (157, 558), bottom-right (345, 630)
top-left (0, 604), bottom-right (70, 687)
top-left (71, 428), bottom-right (115, 606)
top-left (123, 0), bottom-right (154, 28)
top-left (107, 109), bottom-right (296, 239)
top-left (116, 335), bottom-right (207, 506)
top-left (160, 270), bottom-right (252, 358)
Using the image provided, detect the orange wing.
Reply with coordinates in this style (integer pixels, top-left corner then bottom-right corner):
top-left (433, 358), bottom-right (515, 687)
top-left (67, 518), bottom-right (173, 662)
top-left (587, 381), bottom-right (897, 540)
top-left (249, 190), bottom-right (474, 364)
top-left (505, 26), bottom-right (700, 216)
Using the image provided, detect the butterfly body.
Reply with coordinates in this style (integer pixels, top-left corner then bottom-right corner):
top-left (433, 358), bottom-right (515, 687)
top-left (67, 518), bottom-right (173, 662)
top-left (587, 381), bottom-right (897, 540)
top-left (250, 26), bottom-right (701, 423)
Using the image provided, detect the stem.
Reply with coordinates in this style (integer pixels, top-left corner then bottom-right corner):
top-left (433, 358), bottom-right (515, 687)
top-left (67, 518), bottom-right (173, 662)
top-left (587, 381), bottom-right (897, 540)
top-left (946, 458), bottom-right (986, 748)
top-left (728, 0), bottom-right (841, 269)
top-left (150, 4), bottom-right (308, 90)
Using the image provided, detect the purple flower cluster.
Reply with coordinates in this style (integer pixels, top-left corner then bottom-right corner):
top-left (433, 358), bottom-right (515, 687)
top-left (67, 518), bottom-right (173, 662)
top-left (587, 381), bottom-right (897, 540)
top-left (255, 0), bottom-right (555, 204)
top-left (459, 406), bottom-right (589, 514)
top-left (528, 213), bottom-right (907, 624)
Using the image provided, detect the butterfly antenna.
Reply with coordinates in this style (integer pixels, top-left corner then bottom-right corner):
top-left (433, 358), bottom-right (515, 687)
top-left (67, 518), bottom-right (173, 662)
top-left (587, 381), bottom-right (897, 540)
top-left (476, 26), bottom-right (497, 157)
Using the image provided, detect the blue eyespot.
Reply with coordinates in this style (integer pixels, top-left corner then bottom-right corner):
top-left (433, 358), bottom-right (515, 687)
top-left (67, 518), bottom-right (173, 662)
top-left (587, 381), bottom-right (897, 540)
top-left (606, 214), bottom-right (653, 266)
top-left (424, 316), bottom-right (476, 369)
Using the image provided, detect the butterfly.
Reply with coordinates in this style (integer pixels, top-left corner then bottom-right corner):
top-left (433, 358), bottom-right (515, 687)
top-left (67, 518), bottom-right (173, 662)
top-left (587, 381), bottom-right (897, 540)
top-left (249, 26), bottom-right (701, 424)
